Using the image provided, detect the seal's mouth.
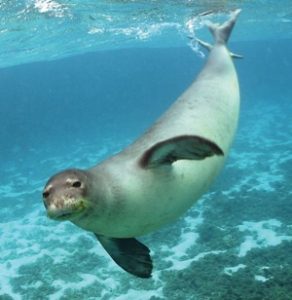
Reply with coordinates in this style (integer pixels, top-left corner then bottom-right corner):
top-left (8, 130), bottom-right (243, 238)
top-left (46, 198), bottom-right (89, 221)
top-left (47, 209), bottom-right (77, 220)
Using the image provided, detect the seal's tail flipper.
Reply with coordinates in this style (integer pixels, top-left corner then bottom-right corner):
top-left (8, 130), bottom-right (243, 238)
top-left (207, 9), bottom-right (241, 45)
top-left (194, 9), bottom-right (242, 58)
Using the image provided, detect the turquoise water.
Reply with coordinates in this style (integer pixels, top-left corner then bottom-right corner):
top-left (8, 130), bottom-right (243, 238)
top-left (0, 1), bottom-right (292, 299)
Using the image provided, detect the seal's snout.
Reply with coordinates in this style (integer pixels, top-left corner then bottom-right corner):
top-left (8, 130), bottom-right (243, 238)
top-left (42, 169), bottom-right (89, 221)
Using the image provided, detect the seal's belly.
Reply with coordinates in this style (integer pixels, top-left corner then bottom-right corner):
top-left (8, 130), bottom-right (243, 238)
top-left (103, 156), bottom-right (224, 237)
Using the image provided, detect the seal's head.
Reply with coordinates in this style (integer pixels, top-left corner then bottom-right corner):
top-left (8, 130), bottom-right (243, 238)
top-left (42, 169), bottom-right (92, 221)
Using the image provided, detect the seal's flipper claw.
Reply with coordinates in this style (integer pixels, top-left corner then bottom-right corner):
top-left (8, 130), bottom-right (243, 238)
top-left (195, 37), bottom-right (243, 58)
top-left (195, 38), bottom-right (213, 51)
top-left (139, 135), bottom-right (224, 169)
top-left (229, 51), bottom-right (243, 59)
top-left (95, 234), bottom-right (153, 278)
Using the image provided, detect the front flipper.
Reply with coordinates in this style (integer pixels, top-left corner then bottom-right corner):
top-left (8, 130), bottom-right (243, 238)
top-left (95, 234), bottom-right (153, 278)
top-left (139, 135), bottom-right (224, 169)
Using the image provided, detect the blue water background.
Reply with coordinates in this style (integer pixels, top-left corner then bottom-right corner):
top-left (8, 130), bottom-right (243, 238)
top-left (0, 36), bottom-right (291, 299)
top-left (1, 39), bottom-right (291, 163)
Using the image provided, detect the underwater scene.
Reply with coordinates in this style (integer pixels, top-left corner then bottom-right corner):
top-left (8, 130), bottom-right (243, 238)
top-left (0, 1), bottom-right (292, 299)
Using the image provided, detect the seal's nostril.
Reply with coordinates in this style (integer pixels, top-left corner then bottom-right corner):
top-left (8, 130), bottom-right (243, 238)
top-left (43, 191), bottom-right (50, 198)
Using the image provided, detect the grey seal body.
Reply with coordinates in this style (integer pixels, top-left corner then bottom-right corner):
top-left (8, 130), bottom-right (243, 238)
top-left (43, 10), bottom-right (241, 278)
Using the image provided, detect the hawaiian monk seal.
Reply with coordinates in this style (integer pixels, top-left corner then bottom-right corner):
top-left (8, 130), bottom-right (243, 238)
top-left (42, 9), bottom-right (241, 278)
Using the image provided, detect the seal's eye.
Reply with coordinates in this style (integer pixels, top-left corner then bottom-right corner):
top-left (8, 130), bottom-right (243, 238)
top-left (72, 181), bottom-right (82, 188)
top-left (43, 191), bottom-right (50, 198)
